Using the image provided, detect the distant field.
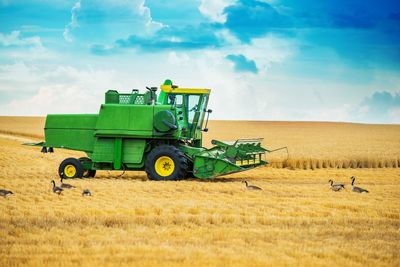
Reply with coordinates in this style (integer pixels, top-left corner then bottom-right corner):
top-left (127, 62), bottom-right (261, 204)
top-left (0, 116), bottom-right (399, 169)
top-left (0, 117), bottom-right (399, 266)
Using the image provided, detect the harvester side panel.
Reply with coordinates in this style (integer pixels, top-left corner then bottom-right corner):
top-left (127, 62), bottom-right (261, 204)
top-left (91, 138), bottom-right (146, 169)
top-left (44, 114), bottom-right (98, 152)
top-left (95, 104), bottom-right (153, 137)
top-left (92, 138), bottom-right (114, 163)
top-left (122, 139), bottom-right (146, 164)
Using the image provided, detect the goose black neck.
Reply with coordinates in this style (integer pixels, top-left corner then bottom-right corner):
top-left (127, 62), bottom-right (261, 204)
top-left (52, 180), bottom-right (55, 188)
top-left (351, 178), bottom-right (355, 186)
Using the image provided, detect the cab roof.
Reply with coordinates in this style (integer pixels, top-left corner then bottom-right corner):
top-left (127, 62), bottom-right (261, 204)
top-left (160, 79), bottom-right (211, 95)
top-left (160, 83), bottom-right (211, 95)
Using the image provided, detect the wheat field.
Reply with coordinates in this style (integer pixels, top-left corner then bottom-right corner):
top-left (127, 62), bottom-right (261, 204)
top-left (0, 117), bottom-right (399, 266)
top-left (0, 117), bottom-right (399, 169)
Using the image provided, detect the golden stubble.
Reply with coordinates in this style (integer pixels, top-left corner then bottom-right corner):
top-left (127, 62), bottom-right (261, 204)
top-left (0, 117), bottom-right (399, 266)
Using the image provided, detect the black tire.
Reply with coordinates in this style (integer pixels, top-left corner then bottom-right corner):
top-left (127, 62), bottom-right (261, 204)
top-left (83, 169), bottom-right (96, 178)
top-left (145, 145), bottom-right (188, 181)
top-left (59, 158), bottom-right (84, 179)
top-left (79, 157), bottom-right (96, 178)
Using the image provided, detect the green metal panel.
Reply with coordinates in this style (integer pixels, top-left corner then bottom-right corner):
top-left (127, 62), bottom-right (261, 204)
top-left (178, 144), bottom-right (204, 158)
top-left (45, 114), bottom-right (98, 129)
top-left (95, 129), bottom-right (153, 138)
top-left (114, 138), bottom-right (122, 170)
top-left (122, 139), bottom-right (146, 163)
top-left (193, 156), bottom-right (242, 179)
top-left (95, 104), bottom-right (154, 136)
top-left (45, 129), bottom-right (95, 152)
top-left (92, 138), bottom-right (114, 163)
top-left (44, 114), bottom-right (98, 152)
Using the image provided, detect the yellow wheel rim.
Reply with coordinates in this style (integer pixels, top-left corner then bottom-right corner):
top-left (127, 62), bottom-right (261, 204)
top-left (155, 156), bottom-right (175, 177)
top-left (64, 164), bottom-right (77, 178)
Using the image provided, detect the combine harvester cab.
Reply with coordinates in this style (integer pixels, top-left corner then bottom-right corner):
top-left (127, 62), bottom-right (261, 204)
top-left (26, 79), bottom-right (269, 180)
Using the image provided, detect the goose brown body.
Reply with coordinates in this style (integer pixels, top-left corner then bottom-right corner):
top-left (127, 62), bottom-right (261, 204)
top-left (328, 179), bottom-right (345, 191)
top-left (51, 180), bottom-right (63, 195)
top-left (350, 176), bottom-right (369, 193)
top-left (82, 189), bottom-right (92, 196)
top-left (243, 181), bottom-right (262, 190)
top-left (60, 178), bottom-right (75, 189)
top-left (0, 189), bottom-right (13, 197)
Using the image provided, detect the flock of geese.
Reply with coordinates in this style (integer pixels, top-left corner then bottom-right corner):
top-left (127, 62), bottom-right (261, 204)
top-left (51, 179), bottom-right (92, 196)
top-left (0, 176), bottom-right (369, 198)
top-left (328, 176), bottom-right (369, 193)
top-left (243, 176), bottom-right (369, 193)
top-left (0, 179), bottom-right (91, 198)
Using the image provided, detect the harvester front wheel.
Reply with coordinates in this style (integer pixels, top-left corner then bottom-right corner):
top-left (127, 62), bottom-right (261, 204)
top-left (145, 145), bottom-right (188, 181)
top-left (59, 158), bottom-right (84, 179)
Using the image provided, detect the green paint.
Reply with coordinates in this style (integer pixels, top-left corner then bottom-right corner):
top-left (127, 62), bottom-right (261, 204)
top-left (114, 138), bottom-right (122, 170)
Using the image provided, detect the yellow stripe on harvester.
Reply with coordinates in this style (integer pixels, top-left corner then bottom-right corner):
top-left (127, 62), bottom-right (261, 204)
top-left (160, 85), bottom-right (211, 94)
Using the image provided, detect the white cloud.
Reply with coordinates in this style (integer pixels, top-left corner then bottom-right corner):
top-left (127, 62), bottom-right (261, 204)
top-left (167, 52), bottom-right (190, 65)
top-left (137, 0), bottom-right (165, 33)
top-left (0, 31), bottom-right (54, 61)
top-left (198, 0), bottom-right (236, 23)
top-left (63, 0), bottom-right (81, 42)
top-left (0, 62), bottom-right (43, 92)
top-left (213, 33), bottom-right (297, 75)
top-left (1, 31), bottom-right (395, 124)
top-left (161, 49), bottom-right (263, 119)
top-left (62, 0), bottom-right (164, 42)
top-left (231, 35), bottom-right (297, 74)
top-left (215, 29), bottom-right (241, 46)
top-left (0, 31), bottom-right (42, 47)
top-left (90, 0), bottom-right (165, 31)
top-left (0, 63), bottom-right (118, 115)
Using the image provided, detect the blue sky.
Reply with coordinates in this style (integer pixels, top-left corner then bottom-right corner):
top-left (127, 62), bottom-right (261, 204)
top-left (0, 0), bottom-right (399, 123)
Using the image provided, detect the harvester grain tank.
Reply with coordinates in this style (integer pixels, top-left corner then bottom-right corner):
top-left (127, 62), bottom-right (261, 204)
top-left (27, 80), bottom-right (269, 180)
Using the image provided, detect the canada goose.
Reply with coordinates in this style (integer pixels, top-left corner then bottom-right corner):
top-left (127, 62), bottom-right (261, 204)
top-left (243, 181), bottom-right (262, 190)
top-left (82, 189), bottom-right (92, 196)
top-left (328, 179), bottom-right (345, 191)
top-left (60, 178), bottom-right (75, 189)
top-left (350, 176), bottom-right (369, 193)
top-left (51, 180), bottom-right (63, 195)
top-left (0, 189), bottom-right (13, 197)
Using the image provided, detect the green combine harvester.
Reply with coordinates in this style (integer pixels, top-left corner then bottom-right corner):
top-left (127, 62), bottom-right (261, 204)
top-left (28, 80), bottom-right (269, 180)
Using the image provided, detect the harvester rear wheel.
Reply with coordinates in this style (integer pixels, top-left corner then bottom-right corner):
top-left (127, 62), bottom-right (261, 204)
top-left (59, 158), bottom-right (84, 179)
top-left (79, 157), bottom-right (96, 178)
top-left (83, 169), bottom-right (96, 178)
top-left (145, 145), bottom-right (188, 181)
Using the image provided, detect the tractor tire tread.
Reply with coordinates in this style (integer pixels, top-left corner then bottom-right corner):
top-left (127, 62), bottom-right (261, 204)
top-left (145, 145), bottom-right (188, 181)
top-left (58, 157), bottom-right (84, 179)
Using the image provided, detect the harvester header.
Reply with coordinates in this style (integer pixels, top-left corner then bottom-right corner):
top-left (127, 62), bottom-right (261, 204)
top-left (26, 79), bottom-right (269, 180)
